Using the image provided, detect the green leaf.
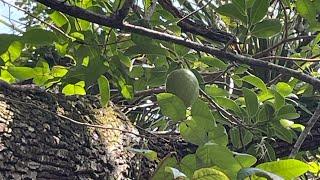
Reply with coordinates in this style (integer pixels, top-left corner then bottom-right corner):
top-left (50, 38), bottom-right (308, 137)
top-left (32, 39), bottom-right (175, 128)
top-left (180, 154), bottom-right (197, 177)
top-left (199, 56), bottom-right (228, 70)
top-left (273, 90), bottom-right (285, 110)
top-left (256, 159), bottom-right (310, 179)
top-left (0, 34), bottom-right (20, 54)
top-left (1, 41), bottom-right (23, 62)
top-left (279, 119), bottom-right (294, 129)
top-left (237, 167), bottom-right (284, 180)
top-left (179, 118), bottom-right (223, 146)
top-left (51, 66), bottom-right (68, 77)
top-left (296, 0), bottom-right (320, 30)
top-left (251, 19), bottom-right (282, 38)
top-left (277, 105), bottom-right (300, 120)
top-left (22, 28), bottom-right (57, 45)
top-left (98, 75), bottom-right (110, 107)
top-left (8, 66), bottom-right (35, 81)
top-left (157, 93), bottom-right (186, 122)
top-left (243, 87), bottom-right (259, 117)
top-left (275, 82), bottom-right (292, 97)
top-left (216, 3), bottom-right (247, 23)
top-left (205, 85), bottom-right (229, 97)
top-left (215, 97), bottom-right (242, 116)
top-left (230, 128), bottom-right (253, 148)
top-left (165, 167), bottom-right (187, 179)
top-left (257, 103), bottom-right (274, 122)
top-left (191, 99), bottom-right (215, 124)
top-left (233, 152), bottom-right (257, 168)
top-left (192, 168), bottom-right (229, 180)
top-left (273, 124), bottom-right (293, 143)
top-left (49, 11), bottom-right (68, 27)
top-left (62, 81), bottom-right (86, 96)
top-left (196, 143), bottom-right (241, 177)
top-left (152, 155), bottom-right (178, 180)
top-left (127, 148), bottom-right (158, 161)
top-left (232, 0), bottom-right (247, 16)
top-left (242, 75), bottom-right (267, 92)
top-left (250, 0), bottom-right (269, 24)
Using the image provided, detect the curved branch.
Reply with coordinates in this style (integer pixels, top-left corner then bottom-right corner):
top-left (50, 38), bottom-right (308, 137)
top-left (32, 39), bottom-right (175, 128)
top-left (35, 0), bottom-right (320, 89)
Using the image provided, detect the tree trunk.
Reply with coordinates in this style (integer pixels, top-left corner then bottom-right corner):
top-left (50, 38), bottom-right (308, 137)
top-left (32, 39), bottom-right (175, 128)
top-left (0, 82), bottom-right (140, 179)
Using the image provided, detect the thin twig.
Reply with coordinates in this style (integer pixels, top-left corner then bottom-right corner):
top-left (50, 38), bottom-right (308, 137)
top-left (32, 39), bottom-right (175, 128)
top-left (289, 103), bottom-right (320, 157)
top-left (176, 0), bottom-right (214, 24)
top-left (253, 35), bottom-right (317, 58)
top-left (259, 56), bottom-right (320, 62)
top-left (199, 88), bottom-right (239, 126)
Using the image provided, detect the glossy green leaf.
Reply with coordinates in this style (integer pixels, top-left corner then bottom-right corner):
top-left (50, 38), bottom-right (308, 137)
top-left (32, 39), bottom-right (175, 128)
top-left (0, 34), bottom-right (20, 54)
top-left (180, 154), bottom-right (197, 177)
top-left (179, 118), bottom-right (222, 146)
top-left (196, 143), bottom-right (241, 177)
top-left (256, 159), bottom-right (310, 179)
top-left (242, 75), bottom-right (267, 92)
top-left (62, 81), bottom-right (86, 96)
top-left (191, 99), bottom-right (215, 124)
top-left (233, 152), bottom-right (257, 168)
top-left (296, 0), bottom-right (320, 30)
top-left (165, 167), bottom-right (187, 179)
top-left (49, 11), bottom-right (68, 27)
top-left (51, 66), bottom-right (68, 77)
top-left (273, 124), bottom-right (293, 143)
top-left (243, 87), bottom-right (259, 117)
top-left (273, 90), bottom-right (285, 110)
top-left (251, 19), bottom-right (282, 38)
top-left (22, 29), bottom-right (57, 45)
top-left (216, 3), bottom-right (247, 23)
top-left (237, 167), bottom-right (284, 180)
top-left (215, 97), bottom-right (242, 116)
top-left (199, 56), bottom-right (227, 70)
top-left (8, 66), bottom-right (35, 81)
top-left (152, 155), bottom-right (178, 180)
top-left (232, 0), bottom-right (247, 16)
top-left (277, 105), bottom-right (300, 120)
top-left (257, 103), bottom-right (274, 122)
top-left (275, 82), bottom-right (292, 97)
top-left (250, 0), bottom-right (269, 24)
top-left (192, 168), bottom-right (229, 180)
top-left (157, 93), bottom-right (186, 122)
top-left (1, 41), bottom-right (22, 62)
top-left (205, 85), bottom-right (229, 97)
top-left (230, 128), bottom-right (253, 148)
top-left (98, 75), bottom-right (110, 107)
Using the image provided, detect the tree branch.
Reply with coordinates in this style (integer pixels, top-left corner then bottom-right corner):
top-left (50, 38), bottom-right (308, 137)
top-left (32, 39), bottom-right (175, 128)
top-left (35, 0), bottom-right (320, 89)
top-left (113, 0), bottom-right (134, 22)
top-left (289, 103), bottom-right (320, 157)
top-left (158, 0), bottom-right (236, 44)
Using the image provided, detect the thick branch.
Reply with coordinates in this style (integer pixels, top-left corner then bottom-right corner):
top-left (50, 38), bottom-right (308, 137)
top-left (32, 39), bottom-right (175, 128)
top-left (35, 0), bottom-right (320, 89)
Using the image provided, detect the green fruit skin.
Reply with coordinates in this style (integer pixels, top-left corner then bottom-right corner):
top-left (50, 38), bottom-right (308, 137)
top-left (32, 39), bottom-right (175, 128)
top-left (165, 69), bottom-right (199, 107)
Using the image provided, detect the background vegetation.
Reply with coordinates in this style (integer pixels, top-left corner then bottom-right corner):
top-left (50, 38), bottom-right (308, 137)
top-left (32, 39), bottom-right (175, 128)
top-left (1, 0), bottom-right (320, 179)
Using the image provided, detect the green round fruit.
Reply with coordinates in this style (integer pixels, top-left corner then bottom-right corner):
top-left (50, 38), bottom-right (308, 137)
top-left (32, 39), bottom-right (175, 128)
top-left (165, 69), bottom-right (199, 107)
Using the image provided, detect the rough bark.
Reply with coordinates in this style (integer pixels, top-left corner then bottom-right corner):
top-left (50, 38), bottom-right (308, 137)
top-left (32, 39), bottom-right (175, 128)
top-left (0, 82), bottom-right (140, 179)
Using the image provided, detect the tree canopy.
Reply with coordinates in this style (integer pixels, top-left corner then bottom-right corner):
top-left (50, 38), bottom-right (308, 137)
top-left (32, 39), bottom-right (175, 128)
top-left (1, 0), bottom-right (320, 179)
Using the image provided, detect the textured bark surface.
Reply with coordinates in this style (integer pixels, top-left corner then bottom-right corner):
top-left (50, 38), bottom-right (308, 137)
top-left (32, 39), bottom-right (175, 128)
top-left (0, 82), bottom-right (140, 179)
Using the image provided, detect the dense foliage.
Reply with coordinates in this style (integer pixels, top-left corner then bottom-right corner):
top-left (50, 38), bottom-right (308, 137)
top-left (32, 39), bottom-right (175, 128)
top-left (1, 0), bottom-right (320, 179)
